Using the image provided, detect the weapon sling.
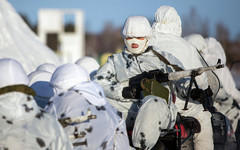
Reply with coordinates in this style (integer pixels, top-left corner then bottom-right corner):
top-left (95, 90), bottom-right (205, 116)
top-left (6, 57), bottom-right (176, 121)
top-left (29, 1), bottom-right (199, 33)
top-left (151, 49), bottom-right (184, 71)
top-left (151, 49), bottom-right (201, 110)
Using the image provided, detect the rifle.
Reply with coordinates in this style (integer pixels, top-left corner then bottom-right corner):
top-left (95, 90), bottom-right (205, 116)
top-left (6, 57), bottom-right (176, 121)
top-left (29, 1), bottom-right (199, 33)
top-left (58, 108), bottom-right (97, 128)
top-left (128, 59), bottom-right (224, 109)
top-left (130, 59), bottom-right (223, 85)
top-left (167, 59), bottom-right (224, 81)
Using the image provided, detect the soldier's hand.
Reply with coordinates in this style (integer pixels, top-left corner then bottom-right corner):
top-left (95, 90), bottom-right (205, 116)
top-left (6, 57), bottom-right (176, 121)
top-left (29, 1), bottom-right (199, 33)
top-left (122, 86), bottom-right (141, 99)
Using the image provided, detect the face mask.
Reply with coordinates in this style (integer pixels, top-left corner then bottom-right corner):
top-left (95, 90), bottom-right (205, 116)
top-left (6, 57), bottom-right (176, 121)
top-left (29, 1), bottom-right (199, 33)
top-left (124, 38), bottom-right (148, 54)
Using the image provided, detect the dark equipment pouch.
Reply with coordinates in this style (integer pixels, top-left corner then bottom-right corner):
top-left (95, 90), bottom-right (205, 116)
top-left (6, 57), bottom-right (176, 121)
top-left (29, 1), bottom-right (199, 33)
top-left (153, 113), bottom-right (200, 150)
top-left (211, 112), bottom-right (237, 150)
top-left (140, 78), bottom-right (169, 103)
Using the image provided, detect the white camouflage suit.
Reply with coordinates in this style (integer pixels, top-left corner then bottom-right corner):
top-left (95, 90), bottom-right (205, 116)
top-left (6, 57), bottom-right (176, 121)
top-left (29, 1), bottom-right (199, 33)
top-left (75, 56), bottom-right (100, 80)
top-left (94, 16), bottom-right (190, 149)
top-left (0, 58), bottom-right (72, 150)
top-left (150, 6), bottom-right (214, 150)
top-left (45, 63), bottom-right (131, 150)
top-left (185, 34), bottom-right (240, 132)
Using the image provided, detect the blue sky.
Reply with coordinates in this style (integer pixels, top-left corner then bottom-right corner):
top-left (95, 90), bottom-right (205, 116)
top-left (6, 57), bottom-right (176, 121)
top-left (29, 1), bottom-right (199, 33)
top-left (7, 0), bottom-right (240, 40)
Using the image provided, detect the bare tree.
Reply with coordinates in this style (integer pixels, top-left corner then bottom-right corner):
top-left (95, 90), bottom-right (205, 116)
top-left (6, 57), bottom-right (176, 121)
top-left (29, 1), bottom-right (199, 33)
top-left (182, 7), bottom-right (209, 38)
top-left (216, 22), bottom-right (229, 43)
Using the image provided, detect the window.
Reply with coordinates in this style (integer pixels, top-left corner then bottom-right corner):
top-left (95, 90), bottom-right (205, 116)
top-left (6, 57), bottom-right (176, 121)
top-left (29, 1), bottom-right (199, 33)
top-left (64, 14), bottom-right (75, 32)
top-left (46, 33), bottom-right (58, 52)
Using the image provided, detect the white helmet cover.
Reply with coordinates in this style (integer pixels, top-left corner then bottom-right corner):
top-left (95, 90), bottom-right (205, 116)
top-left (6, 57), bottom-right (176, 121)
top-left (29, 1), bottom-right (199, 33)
top-left (36, 63), bottom-right (57, 74)
top-left (75, 56), bottom-right (100, 80)
top-left (184, 34), bottom-right (207, 52)
top-left (152, 6), bottom-right (182, 37)
top-left (50, 63), bottom-right (90, 94)
top-left (0, 58), bottom-right (29, 88)
top-left (121, 16), bottom-right (152, 38)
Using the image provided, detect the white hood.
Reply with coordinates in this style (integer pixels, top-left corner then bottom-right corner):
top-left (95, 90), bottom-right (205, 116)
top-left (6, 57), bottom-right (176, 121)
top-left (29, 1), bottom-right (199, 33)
top-left (71, 81), bottom-right (106, 106)
top-left (0, 59), bottom-right (38, 128)
top-left (28, 70), bottom-right (52, 85)
top-left (50, 63), bottom-right (90, 94)
top-left (36, 63), bottom-right (57, 74)
top-left (0, 0), bottom-right (61, 74)
top-left (184, 34), bottom-right (207, 53)
top-left (152, 6), bottom-right (182, 37)
top-left (75, 56), bottom-right (100, 80)
top-left (203, 37), bottom-right (227, 65)
top-left (51, 63), bottom-right (106, 106)
top-left (121, 16), bottom-right (152, 38)
top-left (0, 58), bottom-right (29, 88)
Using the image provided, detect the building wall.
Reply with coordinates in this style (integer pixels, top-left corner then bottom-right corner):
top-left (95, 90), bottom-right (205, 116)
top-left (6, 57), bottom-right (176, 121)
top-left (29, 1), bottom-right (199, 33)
top-left (38, 9), bottom-right (85, 63)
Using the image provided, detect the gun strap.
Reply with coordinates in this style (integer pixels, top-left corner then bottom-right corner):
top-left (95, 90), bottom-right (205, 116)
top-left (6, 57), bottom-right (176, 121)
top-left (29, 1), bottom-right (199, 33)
top-left (151, 49), bottom-right (183, 71)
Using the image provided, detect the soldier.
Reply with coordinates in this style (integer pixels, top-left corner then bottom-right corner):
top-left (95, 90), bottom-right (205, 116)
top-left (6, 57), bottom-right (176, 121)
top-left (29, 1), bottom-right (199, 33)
top-left (151, 6), bottom-right (214, 150)
top-left (0, 58), bottom-right (72, 150)
top-left (94, 16), bottom-right (191, 149)
top-left (46, 63), bottom-right (131, 150)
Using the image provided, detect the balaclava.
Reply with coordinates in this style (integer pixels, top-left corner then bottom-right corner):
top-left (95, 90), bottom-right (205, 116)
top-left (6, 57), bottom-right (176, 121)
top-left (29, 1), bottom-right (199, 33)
top-left (121, 16), bottom-right (152, 54)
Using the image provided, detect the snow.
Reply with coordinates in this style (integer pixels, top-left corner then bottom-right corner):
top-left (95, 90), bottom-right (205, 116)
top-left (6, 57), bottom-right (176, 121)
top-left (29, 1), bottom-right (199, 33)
top-left (0, 0), bottom-right (62, 74)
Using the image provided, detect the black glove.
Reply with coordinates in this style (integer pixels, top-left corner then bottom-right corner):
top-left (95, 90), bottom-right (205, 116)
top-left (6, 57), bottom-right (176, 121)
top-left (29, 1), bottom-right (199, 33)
top-left (191, 88), bottom-right (204, 101)
top-left (148, 69), bottom-right (169, 82)
top-left (191, 87), bottom-right (213, 104)
top-left (129, 71), bottom-right (150, 87)
top-left (122, 86), bottom-right (141, 99)
top-left (155, 73), bottom-right (169, 82)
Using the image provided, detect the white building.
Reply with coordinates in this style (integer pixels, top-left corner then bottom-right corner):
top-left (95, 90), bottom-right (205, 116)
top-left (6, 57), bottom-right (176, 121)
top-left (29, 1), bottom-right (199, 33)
top-left (38, 9), bottom-right (85, 63)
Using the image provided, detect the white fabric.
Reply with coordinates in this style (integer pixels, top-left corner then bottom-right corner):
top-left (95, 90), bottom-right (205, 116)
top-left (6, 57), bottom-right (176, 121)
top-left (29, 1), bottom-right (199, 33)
top-left (0, 57), bottom-right (72, 149)
top-left (193, 111), bottom-right (213, 150)
top-left (0, 92), bottom-right (73, 150)
top-left (28, 70), bottom-right (52, 86)
top-left (215, 67), bottom-right (240, 102)
top-left (94, 48), bottom-right (189, 149)
top-left (151, 5), bottom-right (209, 95)
top-left (202, 37), bottom-right (240, 131)
top-left (152, 6), bottom-right (182, 37)
top-left (45, 86), bottom-right (131, 150)
top-left (36, 63), bottom-right (57, 74)
top-left (71, 81), bottom-right (106, 106)
top-left (50, 63), bottom-right (90, 95)
top-left (203, 37), bottom-right (227, 65)
top-left (184, 34), bottom-right (222, 98)
top-left (185, 34), bottom-right (240, 133)
top-left (124, 38), bottom-right (148, 54)
top-left (75, 56), bottom-right (100, 80)
top-left (184, 34), bottom-right (207, 53)
top-left (94, 49), bottom-right (186, 102)
top-left (0, 0), bottom-right (61, 74)
top-left (184, 35), bottom-right (226, 65)
top-left (121, 16), bottom-right (152, 38)
top-left (0, 58), bottom-right (29, 88)
top-left (151, 7), bottom-right (213, 150)
top-left (28, 70), bottom-right (54, 108)
top-left (214, 85), bottom-right (240, 131)
top-left (50, 63), bottom-right (106, 106)
top-left (186, 35), bottom-right (239, 101)
top-left (132, 95), bottom-right (177, 149)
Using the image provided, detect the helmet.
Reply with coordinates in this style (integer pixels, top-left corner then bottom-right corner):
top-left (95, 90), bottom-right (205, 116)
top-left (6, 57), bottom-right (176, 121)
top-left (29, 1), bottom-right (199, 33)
top-left (0, 58), bottom-right (29, 88)
top-left (121, 16), bottom-right (152, 38)
top-left (50, 63), bottom-right (90, 94)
